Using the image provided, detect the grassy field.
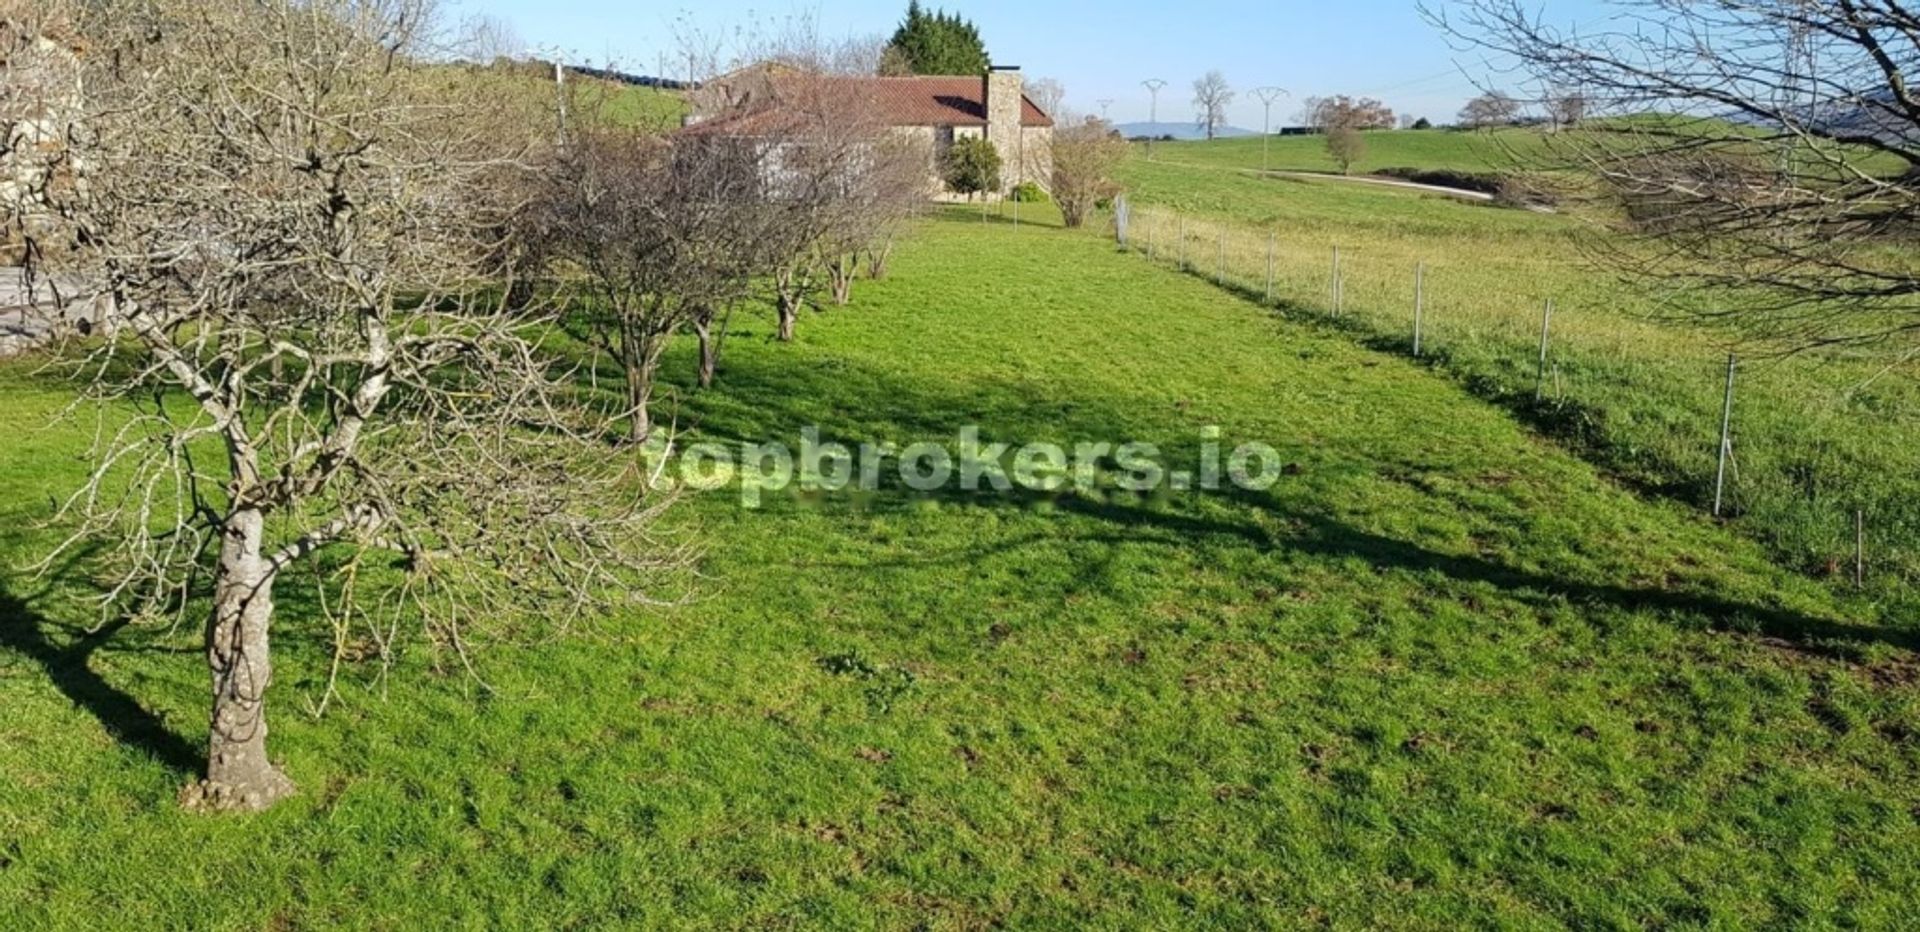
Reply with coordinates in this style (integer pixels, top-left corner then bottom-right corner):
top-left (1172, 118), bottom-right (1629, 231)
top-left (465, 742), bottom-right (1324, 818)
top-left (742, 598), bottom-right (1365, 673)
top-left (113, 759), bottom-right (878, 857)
top-left (1113, 155), bottom-right (1920, 618)
top-left (4, 211), bottom-right (1919, 927)
top-left (1146, 122), bottom-right (1913, 181)
top-left (1142, 128), bottom-right (1547, 176)
top-left (594, 80), bottom-right (688, 131)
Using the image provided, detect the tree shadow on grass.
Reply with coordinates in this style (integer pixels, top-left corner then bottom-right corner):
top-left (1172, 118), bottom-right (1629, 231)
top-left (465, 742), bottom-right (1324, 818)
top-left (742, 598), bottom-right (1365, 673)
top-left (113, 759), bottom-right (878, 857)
top-left (1264, 500), bottom-right (1916, 661)
top-left (669, 345), bottom-right (1915, 663)
top-left (0, 580), bottom-right (202, 776)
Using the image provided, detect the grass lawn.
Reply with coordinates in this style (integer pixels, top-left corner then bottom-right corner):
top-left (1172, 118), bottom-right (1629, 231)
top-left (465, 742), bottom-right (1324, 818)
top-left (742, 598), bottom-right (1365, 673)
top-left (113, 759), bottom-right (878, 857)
top-left (1114, 155), bottom-right (1920, 616)
top-left (3, 212), bottom-right (1919, 928)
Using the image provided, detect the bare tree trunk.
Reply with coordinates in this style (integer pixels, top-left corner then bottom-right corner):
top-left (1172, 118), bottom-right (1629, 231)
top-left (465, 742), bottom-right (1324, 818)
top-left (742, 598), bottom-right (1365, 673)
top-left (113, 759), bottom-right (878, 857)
top-left (626, 362), bottom-right (653, 442)
top-left (776, 300), bottom-right (798, 342)
top-left (693, 316), bottom-right (716, 389)
top-left (828, 254), bottom-right (854, 306)
top-left (775, 267), bottom-right (802, 343)
top-left (865, 236), bottom-right (894, 279)
top-left (181, 507), bottom-right (295, 812)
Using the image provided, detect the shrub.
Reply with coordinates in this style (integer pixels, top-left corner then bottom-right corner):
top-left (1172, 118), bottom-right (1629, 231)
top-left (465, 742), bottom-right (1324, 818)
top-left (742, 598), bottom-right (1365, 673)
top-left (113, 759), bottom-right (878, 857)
top-left (1326, 125), bottom-right (1366, 174)
top-left (1009, 181), bottom-right (1049, 203)
top-left (1051, 118), bottom-right (1130, 228)
top-left (941, 136), bottom-right (1001, 198)
top-left (1375, 167), bottom-right (1505, 195)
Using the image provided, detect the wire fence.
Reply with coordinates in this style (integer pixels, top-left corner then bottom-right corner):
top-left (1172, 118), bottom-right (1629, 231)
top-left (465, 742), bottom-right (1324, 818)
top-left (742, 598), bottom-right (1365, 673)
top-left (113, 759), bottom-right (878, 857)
top-left (1108, 198), bottom-right (1918, 608)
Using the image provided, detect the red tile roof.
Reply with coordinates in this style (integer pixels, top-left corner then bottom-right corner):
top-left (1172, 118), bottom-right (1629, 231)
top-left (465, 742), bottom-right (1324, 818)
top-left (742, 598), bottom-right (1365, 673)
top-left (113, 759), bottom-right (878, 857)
top-left (822, 76), bottom-right (1054, 128)
top-left (688, 71), bottom-right (1053, 133)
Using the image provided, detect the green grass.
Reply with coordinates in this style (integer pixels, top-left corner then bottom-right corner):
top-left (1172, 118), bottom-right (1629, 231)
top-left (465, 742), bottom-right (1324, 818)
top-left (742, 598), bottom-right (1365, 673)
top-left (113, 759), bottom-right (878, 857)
top-left (1115, 154), bottom-right (1920, 615)
top-left (4, 213), bottom-right (1919, 927)
top-left (593, 81), bottom-right (687, 131)
top-left (1149, 121), bottom-right (1912, 181)
top-left (1145, 127), bottom-right (1549, 176)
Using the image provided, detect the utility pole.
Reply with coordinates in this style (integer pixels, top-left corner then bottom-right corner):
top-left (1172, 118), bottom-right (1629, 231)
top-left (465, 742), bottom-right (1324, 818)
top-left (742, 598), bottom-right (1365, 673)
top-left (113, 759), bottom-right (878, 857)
top-left (1097, 98), bottom-right (1115, 121)
top-left (1141, 79), bottom-right (1167, 160)
top-left (1252, 87), bottom-right (1288, 174)
top-left (1779, 19), bottom-right (1814, 178)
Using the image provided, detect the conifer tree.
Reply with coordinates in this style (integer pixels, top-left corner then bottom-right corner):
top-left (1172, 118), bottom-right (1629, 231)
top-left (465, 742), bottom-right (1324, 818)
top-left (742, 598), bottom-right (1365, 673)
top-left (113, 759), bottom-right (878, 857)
top-left (884, 1), bottom-right (989, 75)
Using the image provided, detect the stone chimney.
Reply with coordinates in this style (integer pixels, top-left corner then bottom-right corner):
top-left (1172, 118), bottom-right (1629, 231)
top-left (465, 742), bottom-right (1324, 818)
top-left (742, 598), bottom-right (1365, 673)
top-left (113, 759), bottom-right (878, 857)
top-left (983, 64), bottom-right (1023, 193)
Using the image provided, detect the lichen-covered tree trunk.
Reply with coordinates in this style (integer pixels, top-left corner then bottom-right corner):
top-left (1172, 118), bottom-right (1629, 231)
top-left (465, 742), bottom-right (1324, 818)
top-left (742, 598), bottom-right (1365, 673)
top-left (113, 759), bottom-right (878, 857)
top-left (693, 316), bottom-right (717, 389)
top-left (774, 268), bottom-right (802, 343)
top-left (776, 300), bottom-right (798, 342)
top-left (181, 507), bottom-right (295, 812)
top-left (827, 254), bottom-right (855, 306)
top-left (865, 237), bottom-right (894, 279)
top-left (625, 362), bottom-right (654, 442)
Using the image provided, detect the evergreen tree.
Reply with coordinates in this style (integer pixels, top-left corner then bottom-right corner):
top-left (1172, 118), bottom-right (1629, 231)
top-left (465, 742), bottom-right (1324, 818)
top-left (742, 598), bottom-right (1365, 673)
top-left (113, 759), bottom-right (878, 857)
top-left (884, 1), bottom-right (990, 76)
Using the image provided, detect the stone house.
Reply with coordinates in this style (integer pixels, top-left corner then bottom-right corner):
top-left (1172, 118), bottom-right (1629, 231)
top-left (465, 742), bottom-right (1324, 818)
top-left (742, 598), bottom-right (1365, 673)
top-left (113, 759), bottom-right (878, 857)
top-left (1, 17), bottom-right (86, 268)
top-left (686, 63), bottom-right (1055, 197)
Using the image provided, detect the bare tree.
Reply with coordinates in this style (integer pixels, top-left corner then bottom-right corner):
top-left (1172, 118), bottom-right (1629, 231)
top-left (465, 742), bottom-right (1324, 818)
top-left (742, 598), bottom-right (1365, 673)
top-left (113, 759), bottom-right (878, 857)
top-left (1295, 95), bottom-right (1324, 128)
top-left (453, 12), bottom-right (521, 63)
top-left (691, 69), bottom-right (927, 341)
top-left (1193, 71), bottom-right (1235, 141)
top-left (1027, 77), bottom-right (1067, 120)
top-left (1431, 0), bottom-right (1920, 349)
top-left (528, 129), bottom-right (776, 433)
top-left (26, 0), bottom-right (678, 811)
top-left (1327, 124), bottom-right (1367, 174)
top-left (821, 140), bottom-right (928, 305)
top-left (1545, 87), bottom-right (1587, 132)
top-left (1051, 117), bottom-right (1129, 228)
top-left (1305, 95), bottom-right (1397, 132)
top-left (1458, 90), bottom-right (1523, 129)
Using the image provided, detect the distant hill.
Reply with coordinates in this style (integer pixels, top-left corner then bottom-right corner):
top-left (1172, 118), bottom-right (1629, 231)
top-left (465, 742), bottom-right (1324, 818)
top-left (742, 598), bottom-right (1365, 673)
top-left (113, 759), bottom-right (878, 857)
top-left (1115, 121), bottom-right (1259, 141)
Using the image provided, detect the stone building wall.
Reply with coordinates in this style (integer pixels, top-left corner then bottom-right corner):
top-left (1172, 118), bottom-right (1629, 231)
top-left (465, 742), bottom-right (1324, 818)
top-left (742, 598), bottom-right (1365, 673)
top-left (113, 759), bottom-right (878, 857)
top-left (0, 17), bottom-right (85, 268)
top-left (983, 67), bottom-right (1023, 193)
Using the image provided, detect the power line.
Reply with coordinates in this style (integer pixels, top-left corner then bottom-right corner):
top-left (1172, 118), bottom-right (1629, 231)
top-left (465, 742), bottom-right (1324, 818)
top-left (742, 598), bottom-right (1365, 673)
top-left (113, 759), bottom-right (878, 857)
top-left (1251, 87), bottom-right (1289, 172)
top-left (1141, 78), bottom-right (1167, 159)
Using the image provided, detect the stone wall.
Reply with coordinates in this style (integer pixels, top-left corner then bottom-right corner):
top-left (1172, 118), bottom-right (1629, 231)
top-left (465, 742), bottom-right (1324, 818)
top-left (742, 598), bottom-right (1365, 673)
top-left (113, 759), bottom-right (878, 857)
top-left (0, 15), bottom-right (85, 268)
top-left (984, 67), bottom-right (1023, 193)
top-left (1019, 125), bottom-right (1053, 194)
top-left (0, 14), bottom-right (106, 356)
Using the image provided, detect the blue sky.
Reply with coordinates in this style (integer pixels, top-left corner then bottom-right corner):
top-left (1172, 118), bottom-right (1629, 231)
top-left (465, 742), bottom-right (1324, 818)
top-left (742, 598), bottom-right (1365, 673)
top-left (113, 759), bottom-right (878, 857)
top-left (454, 0), bottom-right (1609, 128)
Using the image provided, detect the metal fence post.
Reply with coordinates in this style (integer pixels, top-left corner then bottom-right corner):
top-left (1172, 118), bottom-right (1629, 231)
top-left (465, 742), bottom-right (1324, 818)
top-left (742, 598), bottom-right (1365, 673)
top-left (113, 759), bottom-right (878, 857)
top-left (1534, 298), bottom-right (1554, 400)
top-left (1857, 509), bottom-right (1867, 589)
top-left (1331, 246), bottom-right (1342, 316)
top-left (1713, 353), bottom-right (1737, 517)
top-left (1413, 262), bottom-right (1426, 357)
top-left (1265, 231), bottom-right (1276, 304)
